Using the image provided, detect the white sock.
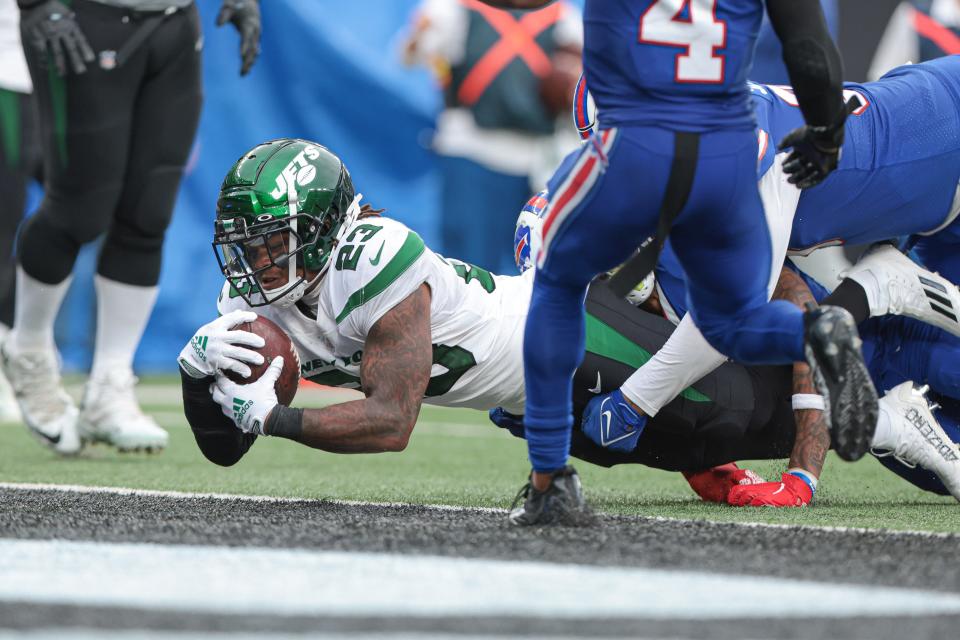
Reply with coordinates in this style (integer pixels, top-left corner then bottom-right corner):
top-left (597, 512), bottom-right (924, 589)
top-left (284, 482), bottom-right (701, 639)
top-left (89, 275), bottom-right (159, 380)
top-left (871, 400), bottom-right (897, 450)
top-left (10, 267), bottom-right (72, 353)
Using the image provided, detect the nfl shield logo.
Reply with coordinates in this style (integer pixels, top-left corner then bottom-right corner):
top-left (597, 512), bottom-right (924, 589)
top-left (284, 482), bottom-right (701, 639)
top-left (99, 50), bottom-right (117, 71)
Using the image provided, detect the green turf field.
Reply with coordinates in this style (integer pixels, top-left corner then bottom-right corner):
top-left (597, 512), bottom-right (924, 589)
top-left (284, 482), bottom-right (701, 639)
top-left (1, 378), bottom-right (957, 533)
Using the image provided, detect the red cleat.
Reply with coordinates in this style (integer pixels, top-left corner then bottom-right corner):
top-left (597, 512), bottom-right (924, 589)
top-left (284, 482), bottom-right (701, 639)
top-left (683, 462), bottom-right (764, 503)
top-left (727, 472), bottom-right (813, 508)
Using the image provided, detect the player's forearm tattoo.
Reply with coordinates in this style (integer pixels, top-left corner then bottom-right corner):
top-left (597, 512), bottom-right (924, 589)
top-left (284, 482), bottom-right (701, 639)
top-left (772, 265), bottom-right (818, 310)
top-left (295, 284), bottom-right (433, 453)
top-left (775, 267), bottom-right (829, 475)
top-left (790, 363), bottom-right (829, 476)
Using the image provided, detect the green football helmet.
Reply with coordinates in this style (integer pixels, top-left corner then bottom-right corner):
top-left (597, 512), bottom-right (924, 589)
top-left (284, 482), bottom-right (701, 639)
top-left (213, 138), bottom-right (360, 307)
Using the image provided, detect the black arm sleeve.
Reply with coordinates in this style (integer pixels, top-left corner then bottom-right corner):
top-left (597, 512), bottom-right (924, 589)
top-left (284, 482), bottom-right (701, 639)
top-left (765, 0), bottom-right (844, 128)
top-left (181, 369), bottom-right (257, 467)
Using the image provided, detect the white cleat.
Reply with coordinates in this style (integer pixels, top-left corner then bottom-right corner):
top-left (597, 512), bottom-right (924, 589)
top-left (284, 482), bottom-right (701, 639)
top-left (0, 338), bottom-right (81, 455)
top-left (873, 381), bottom-right (960, 501)
top-left (843, 242), bottom-right (960, 336)
top-left (78, 370), bottom-right (169, 453)
top-left (0, 326), bottom-right (21, 423)
top-left (0, 362), bottom-right (21, 424)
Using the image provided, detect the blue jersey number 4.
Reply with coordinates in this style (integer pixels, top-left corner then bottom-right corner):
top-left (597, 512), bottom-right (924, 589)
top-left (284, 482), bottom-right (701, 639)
top-left (639, 0), bottom-right (727, 84)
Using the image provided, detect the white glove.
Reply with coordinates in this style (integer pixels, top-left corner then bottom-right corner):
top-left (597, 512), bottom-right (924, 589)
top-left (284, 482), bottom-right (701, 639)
top-left (178, 310), bottom-right (265, 379)
top-left (211, 356), bottom-right (284, 434)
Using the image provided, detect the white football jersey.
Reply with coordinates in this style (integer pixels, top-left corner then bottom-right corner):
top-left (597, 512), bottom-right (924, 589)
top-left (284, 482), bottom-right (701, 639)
top-left (218, 216), bottom-right (532, 414)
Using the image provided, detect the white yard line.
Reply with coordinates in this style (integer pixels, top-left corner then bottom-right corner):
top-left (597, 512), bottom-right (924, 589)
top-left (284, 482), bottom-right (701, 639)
top-left (0, 481), bottom-right (956, 539)
top-left (2, 538), bottom-right (960, 620)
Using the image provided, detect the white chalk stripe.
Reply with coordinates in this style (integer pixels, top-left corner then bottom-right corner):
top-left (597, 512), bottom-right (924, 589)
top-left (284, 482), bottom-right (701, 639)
top-left (3, 538), bottom-right (960, 620)
top-left (0, 482), bottom-right (956, 540)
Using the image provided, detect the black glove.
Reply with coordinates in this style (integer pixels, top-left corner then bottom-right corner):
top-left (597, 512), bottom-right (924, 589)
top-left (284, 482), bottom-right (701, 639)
top-left (216, 0), bottom-right (261, 76)
top-left (778, 96), bottom-right (861, 190)
top-left (20, 0), bottom-right (95, 77)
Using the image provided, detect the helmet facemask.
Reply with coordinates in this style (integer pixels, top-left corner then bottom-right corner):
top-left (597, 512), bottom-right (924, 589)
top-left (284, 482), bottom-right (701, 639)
top-left (214, 186), bottom-right (363, 309)
top-left (213, 139), bottom-right (361, 308)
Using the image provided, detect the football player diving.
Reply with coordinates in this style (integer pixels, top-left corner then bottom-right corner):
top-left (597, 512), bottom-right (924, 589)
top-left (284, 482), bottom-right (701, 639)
top-left (178, 139), bottom-right (960, 514)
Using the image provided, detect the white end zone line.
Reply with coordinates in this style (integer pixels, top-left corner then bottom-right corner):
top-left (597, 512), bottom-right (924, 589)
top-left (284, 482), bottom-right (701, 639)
top-left (3, 538), bottom-right (960, 621)
top-left (1, 481), bottom-right (957, 540)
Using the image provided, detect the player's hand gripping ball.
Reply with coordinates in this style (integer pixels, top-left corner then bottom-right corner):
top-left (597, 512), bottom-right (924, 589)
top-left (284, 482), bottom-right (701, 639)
top-left (223, 316), bottom-right (300, 405)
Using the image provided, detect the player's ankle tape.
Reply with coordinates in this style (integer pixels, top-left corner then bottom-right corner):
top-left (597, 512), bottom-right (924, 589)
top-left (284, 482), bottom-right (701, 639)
top-left (265, 405), bottom-right (303, 440)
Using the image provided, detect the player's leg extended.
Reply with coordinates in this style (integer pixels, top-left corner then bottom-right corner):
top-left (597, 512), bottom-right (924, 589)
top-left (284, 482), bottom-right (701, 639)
top-left (79, 6), bottom-right (203, 452)
top-left (672, 129), bottom-right (877, 461)
top-left (570, 283), bottom-right (792, 471)
top-left (514, 129), bottom-right (673, 524)
top-left (0, 89), bottom-right (34, 423)
top-left (669, 129), bottom-right (803, 365)
top-left (2, 3), bottom-right (143, 454)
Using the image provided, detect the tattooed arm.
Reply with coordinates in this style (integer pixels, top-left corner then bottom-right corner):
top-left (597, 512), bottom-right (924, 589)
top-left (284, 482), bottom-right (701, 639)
top-left (789, 364), bottom-right (830, 476)
top-left (772, 266), bottom-right (830, 477)
top-left (285, 284), bottom-right (433, 453)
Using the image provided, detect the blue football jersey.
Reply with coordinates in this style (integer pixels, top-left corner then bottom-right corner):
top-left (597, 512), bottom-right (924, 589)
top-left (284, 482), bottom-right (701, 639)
top-left (752, 56), bottom-right (960, 253)
top-left (583, 0), bottom-right (764, 132)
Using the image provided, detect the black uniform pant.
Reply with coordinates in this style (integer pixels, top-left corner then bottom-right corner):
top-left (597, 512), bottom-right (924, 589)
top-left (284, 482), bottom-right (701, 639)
top-left (0, 88), bottom-right (42, 327)
top-left (18, 0), bottom-right (202, 287)
top-left (567, 283), bottom-right (797, 472)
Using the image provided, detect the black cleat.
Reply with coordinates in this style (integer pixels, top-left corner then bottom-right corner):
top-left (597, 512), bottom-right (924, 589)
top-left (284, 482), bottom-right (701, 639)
top-left (804, 305), bottom-right (879, 461)
top-left (508, 466), bottom-right (595, 527)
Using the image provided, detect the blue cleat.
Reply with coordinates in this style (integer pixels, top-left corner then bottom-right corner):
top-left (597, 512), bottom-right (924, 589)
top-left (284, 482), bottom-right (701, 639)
top-left (581, 389), bottom-right (647, 453)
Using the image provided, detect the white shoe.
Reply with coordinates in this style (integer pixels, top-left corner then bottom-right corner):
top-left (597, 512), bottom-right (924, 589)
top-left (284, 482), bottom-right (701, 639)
top-left (0, 326), bottom-right (21, 423)
top-left (873, 381), bottom-right (960, 501)
top-left (0, 338), bottom-right (81, 455)
top-left (0, 370), bottom-right (20, 423)
top-left (78, 370), bottom-right (169, 453)
top-left (843, 243), bottom-right (960, 336)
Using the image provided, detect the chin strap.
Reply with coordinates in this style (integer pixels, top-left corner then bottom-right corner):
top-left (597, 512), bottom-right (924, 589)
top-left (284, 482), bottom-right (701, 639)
top-left (313, 192), bottom-right (364, 282)
top-left (273, 192), bottom-right (364, 309)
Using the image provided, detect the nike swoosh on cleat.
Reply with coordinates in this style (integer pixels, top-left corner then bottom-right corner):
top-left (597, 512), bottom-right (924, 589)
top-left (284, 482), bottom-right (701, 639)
top-left (369, 241), bottom-right (386, 266)
top-left (588, 372), bottom-right (601, 394)
top-left (29, 424), bottom-right (61, 445)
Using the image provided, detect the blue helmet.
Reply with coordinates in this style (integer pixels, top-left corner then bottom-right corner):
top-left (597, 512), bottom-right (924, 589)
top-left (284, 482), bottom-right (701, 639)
top-left (514, 190), bottom-right (550, 274)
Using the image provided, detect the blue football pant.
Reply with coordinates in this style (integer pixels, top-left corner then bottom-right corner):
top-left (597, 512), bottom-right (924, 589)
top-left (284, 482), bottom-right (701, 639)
top-left (862, 316), bottom-right (960, 404)
top-left (523, 126), bottom-right (805, 473)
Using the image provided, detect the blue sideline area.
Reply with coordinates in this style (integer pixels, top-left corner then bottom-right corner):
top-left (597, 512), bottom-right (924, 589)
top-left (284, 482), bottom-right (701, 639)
top-left (38, 0), bottom-right (815, 372)
top-left (53, 0), bottom-right (439, 371)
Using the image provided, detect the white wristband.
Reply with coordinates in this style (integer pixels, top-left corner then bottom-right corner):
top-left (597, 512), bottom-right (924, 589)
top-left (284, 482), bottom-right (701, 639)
top-left (792, 393), bottom-right (825, 411)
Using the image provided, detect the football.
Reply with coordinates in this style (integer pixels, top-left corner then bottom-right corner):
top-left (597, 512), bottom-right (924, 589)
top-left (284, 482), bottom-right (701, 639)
top-left (224, 315), bottom-right (301, 405)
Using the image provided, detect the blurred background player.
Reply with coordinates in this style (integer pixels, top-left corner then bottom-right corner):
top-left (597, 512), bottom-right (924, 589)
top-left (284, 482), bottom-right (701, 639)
top-left (869, 0), bottom-right (960, 80)
top-left (1, 0), bottom-right (261, 454)
top-left (0, 0), bottom-right (41, 423)
top-left (401, 0), bottom-right (582, 274)
top-left (484, 0), bottom-right (873, 526)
